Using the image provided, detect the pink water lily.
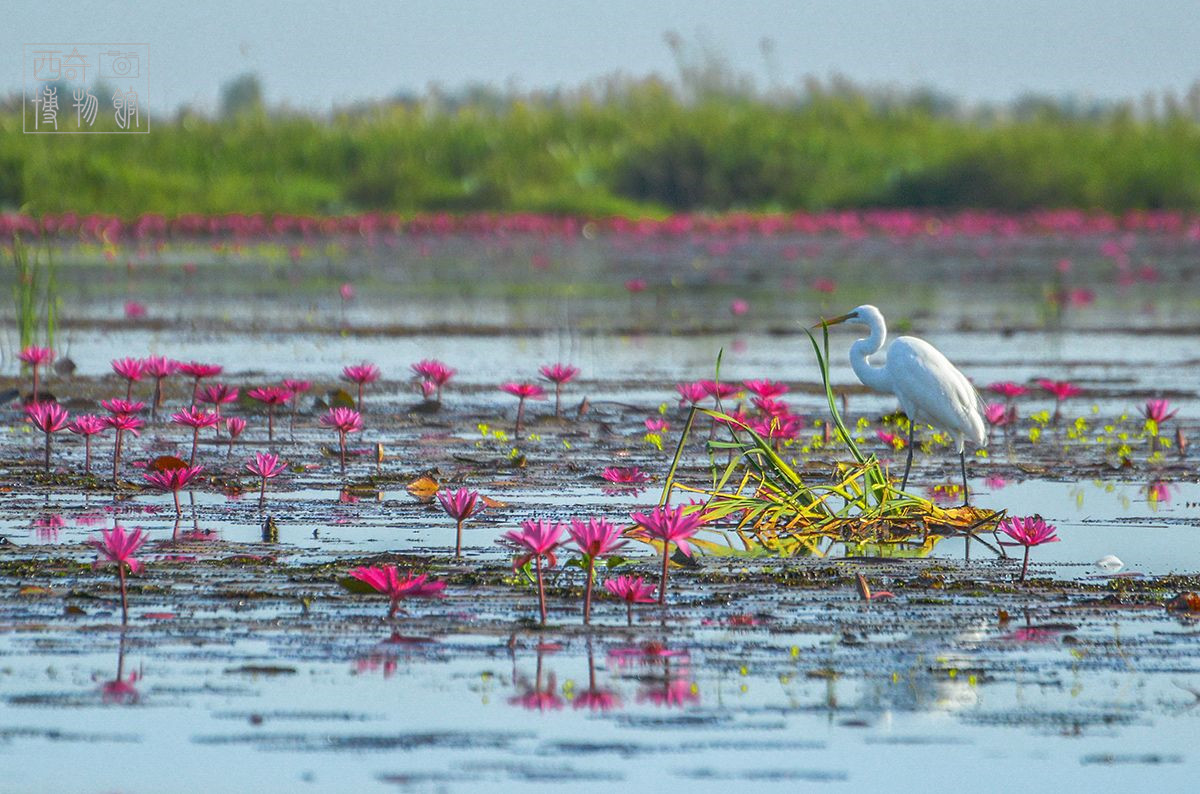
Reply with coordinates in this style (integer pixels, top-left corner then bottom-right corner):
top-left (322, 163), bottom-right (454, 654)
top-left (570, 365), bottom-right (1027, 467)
top-left (18, 345), bottom-right (53, 401)
top-left (1037, 379), bottom-right (1081, 421)
top-left (69, 414), bottom-right (107, 475)
top-left (568, 518), bottom-right (627, 625)
top-left (341, 362), bottom-right (380, 411)
top-left (743, 379), bottom-right (788, 399)
top-left (25, 401), bottom-right (69, 471)
top-left (111, 357), bottom-right (147, 400)
top-left (411, 359), bottom-right (455, 403)
top-left (501, 519), bottom-right (565, 625)
top-left (500, 382), bottom-right (545, 438)
top-left (644, 418), bottom-right (670, 434)
top-left (102, 398), bottom-right (144, 416)
top-left (984, 402), bottom-right (1011, 427)
top-left (675, 382), bottom-right (707, 407)
top-left (1140, 399), bottom-right (1178, 425)
top-left (601, 466), bottom-right (651, 485)
top-left (998, 515), bottom-right (1060, 582)
top-left (104, 413), bottom-right (143, 483)
top-left (245, 452), bottom-right (286, 507)
top-left (538, 363), bottom-right (580, 417)
top-left (699, 380), bottom-right (739, 401)
top-left (749, 411), bottom-right (801, 442)
top-left (348, 565), bottom-right (445, 619)
top-left (988, 382), bottom-right (1028, 399)
top-left (224, 416), bottom-right (247, 455)
top-left (631, 504), bottom-right (707, 604)
top-left (751, 397), bottom-right (791, 420)
top-left (197, 383), bottom-right (239, 425)
top-left (282, 379), bottom-right (311, 435)
top-left (142, 355), bottom-right (179, 419)
top-left (144, 465), bottom-right (204, 519)
top-left (171, 406), bottom-right (220, 464)
top-left (876, 429), bottom-right (905, 449)
top-left (1036, 379), bottom-right (1081, 400)
top-left (604, 575), bottom-right (657, 625)
top-left (89, 523), bottom-right (147, 624)
top-left (321, 407), bottom-right (363, 474)
top-left (178, 362), bottom-right (223, 404)
top-left (248, 386), bottom-right (294, 443)
top-left (437, 487), bottom-right (481, 558)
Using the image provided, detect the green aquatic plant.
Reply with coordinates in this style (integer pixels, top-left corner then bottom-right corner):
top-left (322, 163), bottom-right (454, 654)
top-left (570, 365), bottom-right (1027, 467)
top-left (662, 327), bottom-right (1002, 557)
top-left (9, 233), bottom-right (58, 354)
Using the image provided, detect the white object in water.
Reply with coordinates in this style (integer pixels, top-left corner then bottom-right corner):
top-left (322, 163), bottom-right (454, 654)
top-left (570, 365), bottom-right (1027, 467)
top-left (1095, 554), bottom-right (1124, 573)
top-left (819, 305), bottom-right (986, 502)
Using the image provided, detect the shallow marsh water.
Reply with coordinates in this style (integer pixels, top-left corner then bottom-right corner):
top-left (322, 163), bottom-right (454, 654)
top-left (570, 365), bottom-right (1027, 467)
top-left (1, 226), bottom-right (1199, 791)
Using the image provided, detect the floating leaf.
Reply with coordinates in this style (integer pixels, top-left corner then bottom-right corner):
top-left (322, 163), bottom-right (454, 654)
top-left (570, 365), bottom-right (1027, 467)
top-left (328, 388), bottom-right (356, 408)
top-left (338, 576), bottom-right (378, 595)
top-left (1167, 592), bottom-right (1200, 613)
top-left (149, 455), bottom-right (187, 471)
top-left (18, 585), bottom-right (53, 597)
top-left (406, 475), bottom-right (439, 500)
top-left (479, 494), bottom-right (507, 509)
top-left (343, 484), bottom-right (380, 500)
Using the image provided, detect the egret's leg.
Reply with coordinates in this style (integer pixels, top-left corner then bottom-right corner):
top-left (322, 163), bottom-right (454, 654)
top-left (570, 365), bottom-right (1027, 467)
top-left (959, 449), bottom-right (970, 506)
top-left (901, 421), bottom-right (916, 491)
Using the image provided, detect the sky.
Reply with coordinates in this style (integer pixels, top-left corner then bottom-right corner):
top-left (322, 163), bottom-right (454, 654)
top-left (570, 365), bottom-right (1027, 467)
top-left (6, 0), bottom-right (1200, 114)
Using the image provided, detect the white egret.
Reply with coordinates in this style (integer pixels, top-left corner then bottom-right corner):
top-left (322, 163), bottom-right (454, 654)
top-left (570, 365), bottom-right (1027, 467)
top-left (819, 305), bottom-right (986, 504)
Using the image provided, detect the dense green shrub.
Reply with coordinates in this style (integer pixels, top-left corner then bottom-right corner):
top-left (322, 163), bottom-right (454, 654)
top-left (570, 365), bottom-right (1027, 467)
top-left (3, 79), bottom-right (1199, 215)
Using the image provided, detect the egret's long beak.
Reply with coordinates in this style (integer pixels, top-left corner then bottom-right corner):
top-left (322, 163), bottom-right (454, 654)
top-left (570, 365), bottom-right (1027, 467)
top-left (811, 312), bottom-right (854, 329)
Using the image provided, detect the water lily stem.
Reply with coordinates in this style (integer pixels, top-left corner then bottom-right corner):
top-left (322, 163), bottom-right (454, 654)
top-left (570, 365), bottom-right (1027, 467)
top-left (583, 557), bottom-right (595, 625)
top-left (659, 543), bottom-right (670, 605)
top-left (118, 565), bottom-right (128, 625)
top-left (535, 555), bottom-right (547, 625)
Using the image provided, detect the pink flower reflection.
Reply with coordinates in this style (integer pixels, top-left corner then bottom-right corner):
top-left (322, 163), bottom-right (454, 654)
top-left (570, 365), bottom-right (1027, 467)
top-left (638, 677), bottom-right (699, 708)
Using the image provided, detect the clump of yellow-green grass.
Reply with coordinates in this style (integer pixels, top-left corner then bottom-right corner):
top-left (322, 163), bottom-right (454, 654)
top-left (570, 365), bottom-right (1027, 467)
top-left (658, 328), bottom-right (1004, 559)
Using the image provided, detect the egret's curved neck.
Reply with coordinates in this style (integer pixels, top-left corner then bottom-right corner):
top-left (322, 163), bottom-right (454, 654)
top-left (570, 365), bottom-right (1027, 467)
top-left (848, 315), bottom-right (892, 393)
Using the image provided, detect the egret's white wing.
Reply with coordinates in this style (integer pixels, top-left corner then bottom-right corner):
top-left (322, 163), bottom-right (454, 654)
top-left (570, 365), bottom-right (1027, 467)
top-left (886, 336), bottom-right (986, 447)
